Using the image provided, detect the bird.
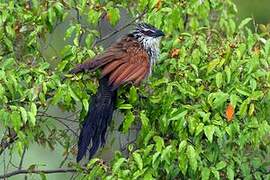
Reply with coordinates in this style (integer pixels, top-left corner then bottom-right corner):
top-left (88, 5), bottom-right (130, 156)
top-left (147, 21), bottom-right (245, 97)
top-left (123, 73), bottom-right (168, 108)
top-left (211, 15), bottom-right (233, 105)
top-left (70, 23), bottom-right (165, 162)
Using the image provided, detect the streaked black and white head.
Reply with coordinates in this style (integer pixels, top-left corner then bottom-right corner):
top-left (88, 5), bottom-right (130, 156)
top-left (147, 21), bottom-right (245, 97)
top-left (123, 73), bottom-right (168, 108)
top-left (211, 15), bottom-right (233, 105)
top-left (133, 23), bottom-right (165, 38)
top-left (130, 23), bottom-right (165, 71)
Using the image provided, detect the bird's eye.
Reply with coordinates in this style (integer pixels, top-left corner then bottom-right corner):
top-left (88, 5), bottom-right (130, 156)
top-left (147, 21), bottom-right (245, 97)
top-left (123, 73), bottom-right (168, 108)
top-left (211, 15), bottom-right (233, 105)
top-left (143, 30), bottom-right (153, 36)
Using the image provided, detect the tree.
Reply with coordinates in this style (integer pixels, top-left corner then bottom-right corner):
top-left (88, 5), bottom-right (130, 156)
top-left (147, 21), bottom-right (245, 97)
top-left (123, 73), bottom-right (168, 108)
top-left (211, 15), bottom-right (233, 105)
top-left (0, 0), bottom-right (269, 179)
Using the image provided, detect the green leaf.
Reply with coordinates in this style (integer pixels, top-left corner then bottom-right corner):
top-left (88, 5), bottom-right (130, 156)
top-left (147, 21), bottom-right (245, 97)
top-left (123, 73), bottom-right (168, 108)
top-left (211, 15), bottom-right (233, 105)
top-left (0, 109), bottom-right (9, 126)
top-left (112, 158), bottom-right (126, 172)
top-left (248, 103), bottom-right (255, 116)
top-left (4, 38), bottom-right (13, 51)
top-left (28, 112), bottom-right (36, 126)
top-left (201, 167), bottom-right (210, 180)
top-left (249, 78), bottom-right (257, 91)
top-left (238, 17), bottom-right (252, 29)
top-left (48, 7), bottom-right (56, 26)
top-left (230, 94), bottom-right (239, 107)
top-left (139, 0), bottom-right (148, 11)
top-left (129, 86), bottom-right (138, 104)
top-left (140, 111), bottom-right (149, 129)
top-left (85, 33), bottom-right (94, 48)
top-left (239, 99), bottom-right (249, 118)
top-left (215, 72), bottom-right (223, 88)
top-left (39, 173), bottom-right (47, 180)
top-left (82, 99), bottom-right (89, 112)
top-left (227, 165), bottom-right (234, 180)
top-left (216, 161), bottom-right (226, 170)
top-left (236, 88), bottom-right (250, 97)
top-left (133, 152), bottom-right (143, 170)
top-left (149, 0), bottom-right (159, 9)
top-left (107, 8), bottom-right (120, 26)
top-left (0, 84), bottom-right (5, 97)
top-left (30, 103), bottom-right (37, 116)
top-left (11, 111), bottom-right (22, 130)
top-left (118, 104), bottom-right (133, 110)
top-left (187, 145), bottom-right (197, 171)
top-left (87, 158), bottom-right (100, 168)
top-left (195, 123), bottom-right (204, 136)
top-left (5, 24), bottom-right (15, 38)
top-left (2, 58), bottom-right (15, 69)
top-left (54, 2), bottom-right (63, 18)
top-left (207, 59), bottom-right (220, 73)
top-left (225, 66), bottom-right (231, 83)
top-left (123, 111), bottom-right (135, 133)
top-left (178, 153), bottom-right (188, 175)
top-left (69, 87), bottom-right (80, 101)
top-left (161, 145), bottom-right (172, 164)
top-left (211, 168), bottom-right (220, 180)
top-left (208, 92), bottom-right (228, 109)
top-left (169, 110), bottom-right (188, 121)
top-left (88, 9), bottom-right (101, 25)
top-left (249, 91), bottom-right (264, 100)
top-left (16, 141), bottom-right (23, 156)
top-left (19, 107), bottom-right (28, 123)
top-left (153, 136), bottom-right (164, 152)
top-left (204, 125), bottom-right (215, 143)
top-left (65, 25), bottom-right (76, 39)
top-left (178, 140), bottom-right (187, 153)
top-left (152, 152), bottom-right (160, 167)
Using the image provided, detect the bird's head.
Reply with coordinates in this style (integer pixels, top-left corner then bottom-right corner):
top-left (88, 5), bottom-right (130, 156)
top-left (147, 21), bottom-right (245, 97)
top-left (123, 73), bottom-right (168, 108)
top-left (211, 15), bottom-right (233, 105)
top-left (130, 23), bottom-right (164, 53)
top-left (129, 23), bottom-right (164, 69)
top-left (131, 23), bottom-right (165, 39)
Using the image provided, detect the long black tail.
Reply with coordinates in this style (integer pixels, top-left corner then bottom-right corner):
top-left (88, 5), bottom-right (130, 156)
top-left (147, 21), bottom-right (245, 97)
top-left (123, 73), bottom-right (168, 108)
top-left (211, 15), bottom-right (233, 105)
top-left (76, 76), bottom-right (116, 162)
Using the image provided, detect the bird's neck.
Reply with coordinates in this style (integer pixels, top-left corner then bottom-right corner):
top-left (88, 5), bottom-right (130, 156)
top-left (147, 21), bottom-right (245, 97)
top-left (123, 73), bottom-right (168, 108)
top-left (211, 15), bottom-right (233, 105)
top-left (140, 36), bottom-right (160, 76)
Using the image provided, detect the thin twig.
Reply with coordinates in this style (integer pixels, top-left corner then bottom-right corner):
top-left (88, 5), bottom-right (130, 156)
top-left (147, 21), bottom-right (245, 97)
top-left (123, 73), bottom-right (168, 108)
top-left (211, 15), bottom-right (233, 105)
top-left (92, 7), bottom-right (148, 47)
top-left (59, 154), bottom-right (69, 168)
top-left (0, 128), bottom-right (18, 156)
top-left (18, 146), bottom-right (27, 170)
top-left (54, 118), bottom-right (78, 138)
top-left (37, 113), bottom-right (78, 123)
top-left (72, 0), bottom-right (84, 46)
top-left (0, 167), bottom-right (87, 179)
top-left (184, 13), bottom-right (189, 30)
top-left (3, 148), bottom-right (6, 180)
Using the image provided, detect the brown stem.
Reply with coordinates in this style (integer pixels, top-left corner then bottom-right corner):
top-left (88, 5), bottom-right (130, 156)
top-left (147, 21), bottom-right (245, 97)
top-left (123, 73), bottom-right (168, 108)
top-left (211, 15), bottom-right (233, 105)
top-left (0, 128), bottom-right (18, 156)
top-left (0, 167), bottom-right (87, 179)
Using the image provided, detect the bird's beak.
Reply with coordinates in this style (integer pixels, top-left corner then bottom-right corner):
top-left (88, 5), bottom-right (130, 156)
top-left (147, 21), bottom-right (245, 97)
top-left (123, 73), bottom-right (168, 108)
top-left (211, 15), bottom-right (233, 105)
top-left (155, 29), bottom-right (165, 37)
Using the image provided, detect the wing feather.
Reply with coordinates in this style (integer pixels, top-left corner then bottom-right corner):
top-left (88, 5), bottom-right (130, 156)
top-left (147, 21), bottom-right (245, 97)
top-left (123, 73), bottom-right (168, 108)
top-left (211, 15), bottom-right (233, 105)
top-left (134, 71), bottom-right (148, 85)
top-left (114, 65), bottom-right (142, 86)
top-left (122, 66), bottom-right (146, 83)
top-left (108, 63), bottom-right (131, 86)
top-left (102, 60), bottom-right (124, 77)
top-left (70, 36), bottom-right (150, 88)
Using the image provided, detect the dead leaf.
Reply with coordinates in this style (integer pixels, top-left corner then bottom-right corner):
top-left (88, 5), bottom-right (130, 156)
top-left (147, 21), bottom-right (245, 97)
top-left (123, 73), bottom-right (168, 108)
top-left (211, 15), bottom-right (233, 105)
top-left (156, 0), bottom-right (162, 10)
top-left (170, 48), bottom-right (180, 58)
top-left (226, 103), bottom-right (234, 122)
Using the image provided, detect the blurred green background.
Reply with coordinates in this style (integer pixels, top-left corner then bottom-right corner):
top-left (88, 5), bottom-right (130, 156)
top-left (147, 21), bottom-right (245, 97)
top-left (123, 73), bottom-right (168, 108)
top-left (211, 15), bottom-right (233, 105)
top-left (235, 0), bottom-right (270, 25)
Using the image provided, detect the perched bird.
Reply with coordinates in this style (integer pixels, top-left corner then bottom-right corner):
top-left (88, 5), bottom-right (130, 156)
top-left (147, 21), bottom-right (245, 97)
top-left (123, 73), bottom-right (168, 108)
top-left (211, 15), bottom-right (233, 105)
top-left (70, 23), bottom-right (164, 162)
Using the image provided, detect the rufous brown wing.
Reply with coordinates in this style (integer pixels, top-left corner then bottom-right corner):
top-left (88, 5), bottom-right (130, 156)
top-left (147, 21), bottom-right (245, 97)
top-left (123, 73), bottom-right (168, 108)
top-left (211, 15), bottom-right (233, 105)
top-left (70, 36), bottom-right (150, 89)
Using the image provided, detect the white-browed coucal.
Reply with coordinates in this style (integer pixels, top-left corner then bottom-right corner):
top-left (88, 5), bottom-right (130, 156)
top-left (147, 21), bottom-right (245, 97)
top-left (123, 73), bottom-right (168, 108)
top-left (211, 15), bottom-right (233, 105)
top-left (70, 23), bottom-right (164, 162)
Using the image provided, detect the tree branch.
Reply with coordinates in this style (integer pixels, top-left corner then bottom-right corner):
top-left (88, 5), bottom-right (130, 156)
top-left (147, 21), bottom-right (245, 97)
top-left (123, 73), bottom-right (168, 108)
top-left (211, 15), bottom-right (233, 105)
top-left (0, 128), bottom-right (18, 156)
top-left (0, 167), bottom-right (87, 179)
top-left (92, 7), bottom-right (148, 47)
top-left (18, 146), bottom-right (26, 170)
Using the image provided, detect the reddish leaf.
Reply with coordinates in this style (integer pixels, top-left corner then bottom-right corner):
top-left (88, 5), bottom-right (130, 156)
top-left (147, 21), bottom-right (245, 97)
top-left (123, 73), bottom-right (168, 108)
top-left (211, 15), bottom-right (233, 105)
top-left (226, 103), bottom-right (234, 122)
top-left (170, 48), bottom-right (180, 58)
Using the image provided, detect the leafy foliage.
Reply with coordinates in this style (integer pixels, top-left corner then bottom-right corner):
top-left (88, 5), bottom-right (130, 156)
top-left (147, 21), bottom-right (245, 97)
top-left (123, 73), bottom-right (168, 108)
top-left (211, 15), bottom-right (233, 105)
top-left (0, 0), bottom-right (269, 179)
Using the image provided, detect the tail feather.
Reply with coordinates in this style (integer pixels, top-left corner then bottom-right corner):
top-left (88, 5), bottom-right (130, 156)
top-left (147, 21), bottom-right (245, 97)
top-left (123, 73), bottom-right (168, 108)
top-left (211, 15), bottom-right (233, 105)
top-left (76, 77), bottom-right (116, 162)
